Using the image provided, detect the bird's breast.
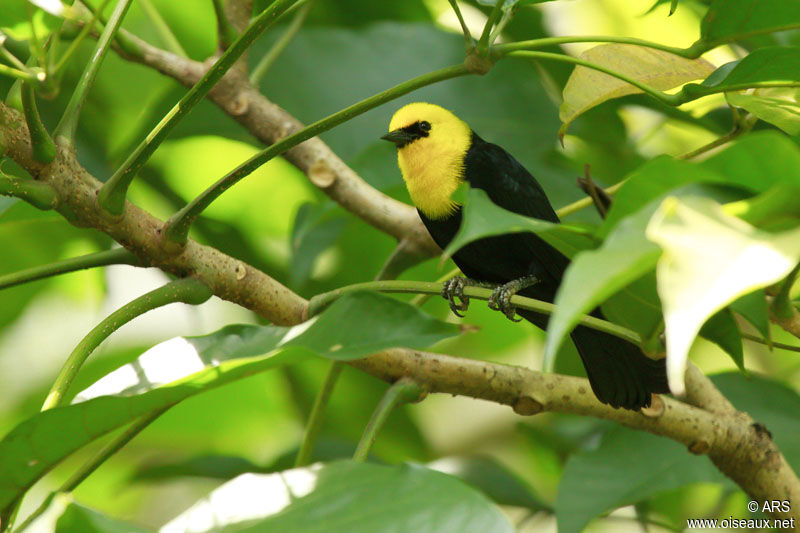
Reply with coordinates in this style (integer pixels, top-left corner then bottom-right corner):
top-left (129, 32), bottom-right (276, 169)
top-left (398, 142), bottom-right (465, 220)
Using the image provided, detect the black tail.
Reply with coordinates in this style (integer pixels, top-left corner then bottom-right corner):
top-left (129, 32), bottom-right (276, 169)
top-left (518, 309), bottom-right (669, 410)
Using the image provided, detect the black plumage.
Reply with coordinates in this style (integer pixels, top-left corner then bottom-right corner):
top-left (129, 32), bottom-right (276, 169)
top-left (419, 132), bottom-right (669, 410)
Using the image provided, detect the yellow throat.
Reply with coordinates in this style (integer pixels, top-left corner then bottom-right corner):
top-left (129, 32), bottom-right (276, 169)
top-left (387, 103), bottom-right (472, 219)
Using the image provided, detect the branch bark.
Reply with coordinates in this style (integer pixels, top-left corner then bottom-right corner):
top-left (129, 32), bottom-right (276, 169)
top-left (1, 99), bottom-right (798, 522)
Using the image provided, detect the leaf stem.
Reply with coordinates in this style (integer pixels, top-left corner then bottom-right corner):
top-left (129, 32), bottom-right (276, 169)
top-left (0, 63), bottom-right (37, 83)
top-left (307, 280), bottom-right (641, 344)
top-left (353, 378), bottom-right (425, 462)
top-left (477, 0), bottom-right (506, 54)
top-left (447, 0), bottom-right (473, 49)
top-left (212, 0), bottom-right (240, 50)
top-left (0, 248), bottom-right (140, 291)
top-left (13, 408), bottom-right (169, 533)
top-left (250, 0), bottom-right (315, 85)
top-left (97, 0), bottom-right (298, 216)
top-left (0, 44), bottom-right (27, 71)
top-left (741, 332), bottom-right (800, 354)
top-left (41, 277), bottom-right (213, 410)
top-left (138, 0), bottom-right (187, 57)
top-left (508, 50), bottom-right (683, 107)
top-left (53, 0), bottom-right (111, 74)
top-left (0, 174), bottom-right (57, 210)
top-left (493, 35), bottom-right (701, 59)
top-left (20, 83), bottom-right (55, 163)
top-left (163, 63), bottom-right (470, 245)
top-left (54, 0), bottom-right (135, 142)
top-left (294, 361), bottom-right (344, 467)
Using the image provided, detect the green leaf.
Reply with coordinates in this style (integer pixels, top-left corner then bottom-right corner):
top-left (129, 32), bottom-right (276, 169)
top-left (725, 183), bottom-right (800, 231)
top-left (682, 47), bottom-right (800, 100)
top-left (559, 44), bottom-right (714, 134)
top-left (698, 308), bottom-right (744, 371)
top-left (712, 372), bottom-right (800, 471)
top-left (443, 187), bottom-right (596, 263)
top-left (601, 156), bottom-right (725, 236)
top-left (56, 501), bottom-right (152, 533)
top-left (727, 88), bottom-right (800, 136)
top-left (555, 426), bottom-right (726, 533)
top-left (429, 455), bottom-right (550, 511)
top-left (0, 0), bottom-right (66, 41)
top-left (161, 461), bottom-right (514, 533)
top-left (645, 196), bottom-right (800, 395)
top-left (544, 206), bottom-right (661, 366)
top-left (0, 293), bottom-right (458, 519)
top-left (729, 290), bottom-right (770, 340)
top-left (290, 202), bottom-right (347, 288)
top-left (700, 131), bottom-right (800, 191)
top-left (700, 0), bottom-right (800, 44)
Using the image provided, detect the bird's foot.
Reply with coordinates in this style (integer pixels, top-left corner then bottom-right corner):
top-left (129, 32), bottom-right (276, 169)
top-left (487, 275), bottom-right (540, 322)
top-left (441, 277), bottom-right (491, 317)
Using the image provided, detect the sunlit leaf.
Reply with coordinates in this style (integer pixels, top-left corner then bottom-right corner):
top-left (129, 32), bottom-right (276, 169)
top-left (160, 461), bottom-right (514, 533)
top-left (545, 206), bottom-right (660, 366)
top-left (724, 183), bottom-right (800, 231)
top-left (443, 187), bottom-right (596, 263)
top-left (0, 293), bottom-right (458, 520)
top-left (700, 0), bottom-right (800, 44)
top-left (727, 88), bottom-right (800, 136)
top-left (559, 44), bottom-right (714, 134)
top-left (645, 196), bottom-right (800, 395)
top-left (555, 425), bottom-right (727, 533)
top-left (682, 47), bottom-right (800, 100)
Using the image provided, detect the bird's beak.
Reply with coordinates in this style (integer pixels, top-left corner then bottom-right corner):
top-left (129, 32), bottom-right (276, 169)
top-left (381, 129), bottom-right (414, 147)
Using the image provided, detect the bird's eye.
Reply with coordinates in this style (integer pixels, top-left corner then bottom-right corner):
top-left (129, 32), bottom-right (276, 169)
top-left (419, 121), bottom-right (431, 132)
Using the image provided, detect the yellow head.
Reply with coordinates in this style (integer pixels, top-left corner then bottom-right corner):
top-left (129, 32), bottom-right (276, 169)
top-left (382, 102), bottom-right (472, 219)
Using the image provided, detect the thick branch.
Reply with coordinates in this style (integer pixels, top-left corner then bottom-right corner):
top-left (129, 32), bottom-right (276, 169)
top-left (113, 33), bottom-right (439, 257)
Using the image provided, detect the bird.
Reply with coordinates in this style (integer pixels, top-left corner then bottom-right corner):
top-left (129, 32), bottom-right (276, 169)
top-left (381, 102), bottom-right (669, 410)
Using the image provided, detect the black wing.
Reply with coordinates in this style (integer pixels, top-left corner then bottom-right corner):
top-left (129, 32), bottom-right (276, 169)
top-left (462, 132), bottom-right (569, 285)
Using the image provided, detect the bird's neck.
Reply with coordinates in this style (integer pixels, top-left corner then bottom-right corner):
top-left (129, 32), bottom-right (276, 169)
top-left (398, 133), bottom-right (471, 220)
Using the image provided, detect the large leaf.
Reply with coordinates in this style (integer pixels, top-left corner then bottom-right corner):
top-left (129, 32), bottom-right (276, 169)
top-left (700, 0), bottom-right (800, 44)
top-left (544, 206), bottom-right (661, 367)
top-left (555, 425), bottom-right (727, 533)
top-left (559, 44), bottom-right (714, 134)
top-left (727, 88), bottom-right (800, 136)
top-left (682, 47), bottom-right (800, 100)
top-left (698, 308), bottom-right (744, 371)
top-left (600, 156), bottom-right (725, 236)
top-left (729, 290), bottom-right (770, 340)
top-left (429, 455), bottom-right (550, 511)
top-left (645, 196), bottom-right (800, 395)
top-left (442, 187), bottom-right (596, 263)
top-left (0, 293), bottom-right (458, 519)
top-left (700, 131), bottom-right (800, 191)
top-left (160, 461), bottom-right (514, 533)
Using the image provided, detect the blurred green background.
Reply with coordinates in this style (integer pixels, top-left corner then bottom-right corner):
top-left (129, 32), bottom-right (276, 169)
top-left (1, 0), bottom-right (799, 531)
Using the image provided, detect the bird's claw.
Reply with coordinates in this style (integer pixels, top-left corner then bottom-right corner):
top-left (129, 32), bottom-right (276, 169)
top-left (442, 277), bottom-right (470, 317)
top-left (488, 285), bottom-right (523, 322)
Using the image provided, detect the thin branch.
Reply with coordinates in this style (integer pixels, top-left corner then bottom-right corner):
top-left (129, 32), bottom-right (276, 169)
top-left (0, 174), bottom-right (57, 210)
top-left (353, 378), bottom-right (425, 462)
top-left (0, 43), bottom-right (27, 71)
top-left (162, 63), bottom-right (470, 246)
top-left (138, 0), bottom-right (187, 57)
top-left (53, 0), bottom-right (111, 74)
top-left (250, 0), bottom-right (315, 84)
top-left (41, 277), bottom-right (213, 409)
top-left (477, 0), bottom-right (506, 54)
top-left (306, 280), bottom-right (641, 345)
top-left (97, 0), bottom-right (298, 216)
top-left (0, 248), bottom-right (139, 291)
top-left (447, 0), bottom-right (473, 49)
top-left (20, 83), bottom-right (55, 163)
top-left (0, 63), bottom-right (37, 83)
top-left (741, 332), bottom-right (800, 354)
top-left (556, 178), bottom-right (627, 219)
top-left (54, 0), bottom-right (135, 142)
top-left (212, 0), bottom-right (240, 49)
top-left (493, 35), bottom-right (699, 59)
top-left (294, 362), bottom-right (344, 467)
top-left (12, 407), bottom-right (170, 532)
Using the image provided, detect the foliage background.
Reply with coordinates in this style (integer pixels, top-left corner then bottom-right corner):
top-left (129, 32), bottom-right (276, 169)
top-left (1, 0), bottom-right (799, 531)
